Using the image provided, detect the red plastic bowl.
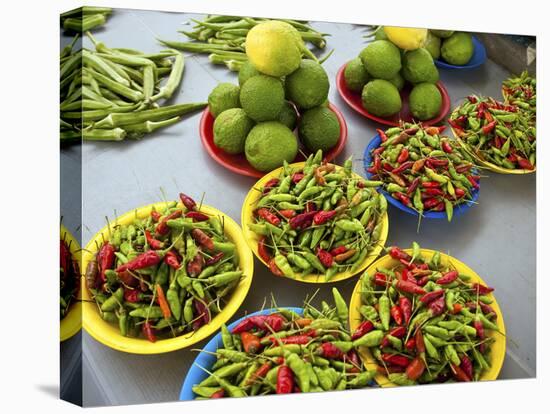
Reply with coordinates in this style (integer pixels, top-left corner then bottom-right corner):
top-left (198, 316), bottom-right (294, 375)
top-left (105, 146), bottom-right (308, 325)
top-left (336, 63), bottom-right (450, 127)
top-left (199, 103), bottom-right (348, 178)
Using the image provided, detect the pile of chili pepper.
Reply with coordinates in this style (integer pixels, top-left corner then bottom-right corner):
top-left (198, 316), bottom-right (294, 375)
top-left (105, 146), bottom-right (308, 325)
top-left (192, 288), bottom-right (376, 399)
top-left (85, 193), bottom-right (244, 342)
top-left (449, 95), bottom-right (536, 170)
top-left (366, 123), bottom-right (479, 222)
top-left (60, 32), bottom-right (206, 144)
top-left (502, 71), bottom-right (536, 118)
top-left (355, 241), bottom-right (501, 385)
top-left (60, 236), bottom-right (80, 320)
top-left (248, 150), bottom-right (387, 282)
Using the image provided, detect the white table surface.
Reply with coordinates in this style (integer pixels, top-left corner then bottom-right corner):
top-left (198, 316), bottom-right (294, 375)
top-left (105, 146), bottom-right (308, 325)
top-left (59, 8), bottom-right (536, 407)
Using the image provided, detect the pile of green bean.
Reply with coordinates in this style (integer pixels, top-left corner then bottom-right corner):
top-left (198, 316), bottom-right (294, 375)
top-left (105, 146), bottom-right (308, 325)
top-left (61, 6), bottom-right (112, 33)
top-left (502, 71), bottom-right (536, 118)
top-left (60, 33), bottom-right (207, 143)
top-left (85, 193), bottom-right (244, 342)
top-left (249, 151), bottom-right (387, 282)
top-left (356, 241), bottom-right (500, 385)
top-left (159, 15), bottom-right (331, 71)
top-left (449, 95), bottom-right (536, 170)
top-left (192, 288), bottom-right (375, 398)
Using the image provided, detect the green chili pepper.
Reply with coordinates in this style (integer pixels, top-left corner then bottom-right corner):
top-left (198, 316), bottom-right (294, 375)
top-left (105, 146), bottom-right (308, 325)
top-left (378, 295), bottom-right (390, 330)
top-left (100, 287), bottom-right (124, 312)
top-left (352, 330), bottom-right (384, 347)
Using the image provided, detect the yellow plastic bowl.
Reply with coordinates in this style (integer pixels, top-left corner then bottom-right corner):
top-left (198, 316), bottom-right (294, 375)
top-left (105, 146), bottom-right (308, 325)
top-left (449, 117), bottom-right (535, 175)
top-left (82, 202), bottom-right (254, 354)
top-left (60, 224), bottom-right (82, 342)
top-left (349, 248), bottom-right (506, 386)
top-left (241, 162), bottom-right (389, 283)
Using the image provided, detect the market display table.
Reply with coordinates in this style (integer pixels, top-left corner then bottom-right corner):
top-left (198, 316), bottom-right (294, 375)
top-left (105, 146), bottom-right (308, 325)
top-left (59, 9), bottom-right (535, 406)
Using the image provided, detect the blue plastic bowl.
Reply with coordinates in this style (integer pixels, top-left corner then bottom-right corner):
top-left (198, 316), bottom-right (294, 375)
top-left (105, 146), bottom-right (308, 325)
top-left (363, 134), bottom-right (480, 219)
top-left (179, 307), bottom-right (304, 401)
top-left (435, 36), bottom-right (487, 70)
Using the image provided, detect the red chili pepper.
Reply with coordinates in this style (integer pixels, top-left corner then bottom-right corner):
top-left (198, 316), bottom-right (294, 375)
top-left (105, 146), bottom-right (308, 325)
top-left (427, 158), bottom-right (449, 167)
top-left (279, 209), bottom-right (296, 219)
top-left (179, 193), bottom-right (197, 211)
top-left (395, 280), bottom-right (426, 295)
top-left (433, 202), bottom-right (445, 212)
top-left (493, 137), bottom-right (503, 149)
top-left (271, 335), bottom-right (311, 345)
top-left (415, 328), bottom-right (426, 354)
top-left (317, 248), bottom-right (333, 268)
top-left (330, 246), bottom-right (347, 256)
top-left (291, 173), bottom-right (305, 184)
top-left (381, 326), bottom-right (407, 348)
top-left (484, 111), bottom-right (494, 122)
top-left (423, 187), bottom-right (444, 196)
top-left (406, 357), bottom-right (425, 380)
top-left (241, 332), bottom-right (262, 354)
top-left (389, 246), bottom-right (412, 261)
top-left (421, 181), bottom-right (441, 189)
top-left (142, 321), bottom-right (157, 342)
top-left (397, 148), bottom-right (409, 164)
top-left (263, 178), bottom-right (280, 194)
top-left (124, 288), bottom-right (141, 303)
top-left (420, 291), bottom-right (446, 306)
top-left (481, 120), bottom-right (497, 135)
top-left (455, 164), bottom-right (472, 174)
top-left (145, 230), bottom-right (164, 250)
top-left (417, 276), bottom-right (430, 287)
top-left (471, 282), bottom-right (494, 295)
top-left (318, 342), bottom-right (344, 359)
top-left (382, 354), bottom-right (410, 367)
top-left (517, 157), bottom-right (535, 170)
top-left (257, 236), bottom-right (272, 263)
top-left (424, 125), bottom-right (447, 136)
top-left (305, 202), bottom-right (317, 213)
top-left (289, 211), bottom-right (317, 230)
top-left (230, 318), bottom-right (255, 334)
top-left (150, 210), bottom-right (161, 222)
top-left (390, 305), bottom-right (404, 326)
top-left (313, 210), bottom-right (337, 225)
top-left (205, 252), bottom-right (224, 267)
top-left (467, 95), bottom-right (478, 103)
top-left (191, 228), bottom-right (214, 251)
top-left (210, 389), bottom-right (225, 398)
top-left (98, 242), bottom-right (116, 282)
top-left (441, 141), bottom-right (453, 154)
top-left (194, 298), bottom-right (210, 324)
top-left (382, 162), bottom-right (394, 172)
top-left (374, 272), bottom-right (389, 286)
top-left (155, 210), bottom-right (183, 236)
top-left (406, 177), bottom-right (421, 196)
top-left (116, 250), bottom-right (162, 273)
top-left (405, 338), bottom-right (416, 351)
top-left (460, 355), bottom-right (473, 381)
top-left (247, 363), bottom-right (272, 386)
top-left (351, 321), bottom-right (374, 340)
top-left (478, 302), bottom-right (496, 318)
top-left (276, 366), bottom-right (294, 394)
top-left (452, 303), bottom-right (463, 314)
top-left (187, 253), bottom-right (204, 277)
top-left (427, 296), bottom-right (446, 317)
top-left (392, 161), bottom-right (414, 175)
top-left (436, 270), bottom-right (458, 285)
top-left (451, 364), bottom-right (471, 382)
top-left (257, 208), bottom-right (281, 226)
top-left (268, 258), bottom-right (284, 277)
top-left (398, 297), bottom-right (412, 325)
top-left (185, 211), bottom-right (210, 222)
top-left (164, 250), bottom-right (181, 270)
top-left (455, 188), bottom-right (466, 198)
top-left (373, 154), bottom-right (382, 172)
top-left (376, 128), bottom-right (388, 142)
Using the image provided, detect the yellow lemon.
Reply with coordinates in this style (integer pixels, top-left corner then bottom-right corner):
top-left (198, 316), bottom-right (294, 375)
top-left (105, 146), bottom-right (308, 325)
top-left (384, 26), bottom-right (428, 51)
top-left (245, 21), bottom-right (303, 77)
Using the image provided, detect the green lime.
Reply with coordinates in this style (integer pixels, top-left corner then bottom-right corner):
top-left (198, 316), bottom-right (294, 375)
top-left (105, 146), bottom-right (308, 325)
top-left (238, 60), bottom-right (261, 86)
top-left (441, 32), bottom-right (474, 65)
top-left (344, 57), bottom-right (369, 92)
top-left (298, 106), bottom-right (340, 152)
top-left (208, 83), bottom-right (241, 118)
top-left (359, 40), bottom-right (401, 80)
top-left (361, 79), bottom-right (402, 117)
top-left (285, 60), bottom-right (329, 110)
top-left (278, 101), bottom-right (298, 130)
top-left (213, 108), bottom-right (254, 154)
top-left (402, 48), bottom-right (439, 84)
top-left (409, 83), bottom-right (442, 120)
top-left (240, 75), bottom-right (285, 122)
top-left (245, 122), bottom-right (298, 172)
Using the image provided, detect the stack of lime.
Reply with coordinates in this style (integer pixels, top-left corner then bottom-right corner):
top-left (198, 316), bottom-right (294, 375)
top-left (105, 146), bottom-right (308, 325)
top-left (426, 30), bottom-right (475, 65)
top-left (208, 20), bottom-right (341, 172)
top-left (344, 27), bottom-right (443, 121)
